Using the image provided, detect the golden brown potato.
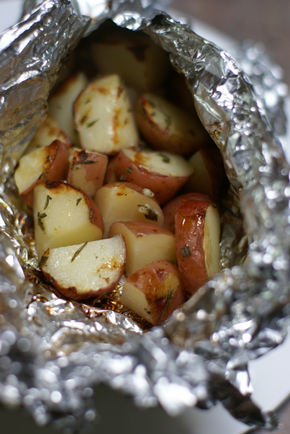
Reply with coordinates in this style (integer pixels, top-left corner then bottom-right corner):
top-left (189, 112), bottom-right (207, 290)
top-left (113, 149), bottom-right (193, 205)
top-left (121, 259), bottom-right (185, 325)
top-left (135, 93), bottom-right (211, 156)
top-left (175, 198), bottom-right (221, 296)
top-left (15, 140), bottom-right (69, 208)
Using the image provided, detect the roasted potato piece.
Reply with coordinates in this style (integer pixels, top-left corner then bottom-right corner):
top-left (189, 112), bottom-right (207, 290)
top-left (34, 182), bottom-right (104, 257)
top-left (121, 259), bottom-right (185, 325)
top-left (136, 93), bottom-right (211, 156)
top-left (113, 149), bottom-right (193, 204)
top-left (74, 74), bottom-right (139, 155)
top-left (109, 221), bottom-right (176, 276)
top-left (40, 235), bottom-right (126, 301)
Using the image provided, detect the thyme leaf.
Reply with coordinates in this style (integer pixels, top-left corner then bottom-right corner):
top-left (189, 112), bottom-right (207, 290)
top-left (37, 212), bottom-right (47, 233)
top-left (126, 166), bottom-right (133, 174)
top-left (158, 288), bottom-right (174, 322)
top-left (87, 119), bottom-right (99, 128)
top-left (181, 245), bottom-right (191, 257)
top-left (76, 198), bottom-right (82, 206)
top-left (137, 204), bottom-right (158, 222)
top-left (158, 153), bottom-right (170, 163)
top-left (44, 195), bottom-right (52, 210)
top-left (71, 242), bottom-right (87, 262)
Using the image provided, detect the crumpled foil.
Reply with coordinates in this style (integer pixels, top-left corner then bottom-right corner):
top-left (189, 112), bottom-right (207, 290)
top-left (0, 0), bottom-right (290, 431)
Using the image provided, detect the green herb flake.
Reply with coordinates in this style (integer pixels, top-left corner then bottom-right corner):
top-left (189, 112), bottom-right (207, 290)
top-left (181, 245), bottom-right (191, 257)
top-left (38, 252), bottom-right (49, 268)
top-left (76, 198), bottom-right (82, 206)
top-left (44, 195), bottom-right (52, 210)
top-left (37, 212), bottom-right (47, 233)
top-left (119, 175), bottom-right (126, 182)
top-left (71, 242), bottom-right (88, 262)
top-left (75, 160), bottom-right (96, 165)
top-left (80, 114), bottom-right (88, 125)
top-left (126, 166), bottom-right (133, 174)
top-left (87, 119), bottom-right (99, 128)
top-left (158, 288), bottom-right (174, 322)
top-left (138, 104), bottom-right (147, 117)
top-left (158, 153), bottom-right (170, 163)
top-left (137, 204), bottom-right (158, 222)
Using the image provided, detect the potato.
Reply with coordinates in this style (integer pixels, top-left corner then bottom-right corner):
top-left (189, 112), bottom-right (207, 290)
top-left (113, 149), bottom-right (193, 204)
top-left (33, 182), bottom-right (104, 257)
top-left (94, 182), bottom-right (164, 237)
top-left (74, 74), bottom-right (139, 155)
top-left (48, 72), bottom-right (88, 145)
top-left (104, 155), bottom-right (119, 184)
top-left (40, 235), bottom-right (126, 301)
top-left (136, 93), bottom-right (211, 156)
top-left (67, 150), bottom-right (108, 197)
top-left (121, 260), bottom-right (185, 325)
top-left (162, 192), bottom-right (212, 233)
top-left (15, 140), bottom-right (69, 208)
top-left (89, 22), bottom-right (171, 92)
top-left (175, 198), bottom-right (221, 296)
top-left (184, 147), bottom-right (228, 202)
top-left (109, 221), bottom-right (176, 276)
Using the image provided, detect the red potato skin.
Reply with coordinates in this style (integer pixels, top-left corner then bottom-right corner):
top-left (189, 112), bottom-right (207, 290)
top-left (163, 192), bottom-right (213, 233)
top-left (21, 140), bottom-right (69, 208)
top-left (114, 150), bottom-right (192, 205)
top-left (126, 259), bottom-right (186, 325)
top-left (104, 155), bottom-right (119, 184)
top-left (40, 247), bottom-right (126, 302)
top-left (175, 199), bottom-right (214, 297)
top-left (44, 181), bottom-right (104, 235)
top-left (68, 150), bottom-right (108, 191)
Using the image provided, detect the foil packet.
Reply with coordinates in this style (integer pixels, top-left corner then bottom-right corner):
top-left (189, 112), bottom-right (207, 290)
top-left (0, 0), bottom-right (290, 431)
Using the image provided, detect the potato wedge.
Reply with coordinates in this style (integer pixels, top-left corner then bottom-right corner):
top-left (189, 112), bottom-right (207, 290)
top-left (25, 114), bottom-right (71, 154)
top-left (109, 221), bottom-right (176, 276)
top-left (175, 199), bottom-right (221, 296)
top-left (136, 93), bottom-right (211, 156)
top-left (121, 260), bottom-right (185, 325)
top-left (15, 140), bottom-right (69, 208)
top-left (34, 182), bottom-right (104, 257)
top-left (48, 72), bottom-right (88, 145)
top-left (113, 149), bottom-right (193, 204)
top-left (74, 74), bottom-right (139, 155)
top-left (94, 182), bottom-right (164, 237)
top-left (40, 235), bottom-right (126, 301)
top-left (68, 150), bottom-right (108, 197)
top-left (90, 22), bottom-right (171, 92)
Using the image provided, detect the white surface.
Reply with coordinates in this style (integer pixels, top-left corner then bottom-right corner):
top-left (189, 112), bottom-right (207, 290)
top-left (1, 2), bottom-right (290, 434)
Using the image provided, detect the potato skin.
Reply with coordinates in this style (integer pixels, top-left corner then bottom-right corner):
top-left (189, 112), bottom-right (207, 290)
top-left (114, 150), bottom-right (192, 204)
top-left (175, 199), bottom-right (213, 296)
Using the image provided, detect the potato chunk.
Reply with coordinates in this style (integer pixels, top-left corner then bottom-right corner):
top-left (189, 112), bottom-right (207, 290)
top-left (40, 235), bottom-right (126, 301)
top-left (33, 182), bottom-right (104, 257)
top-left (74, 74), bottom-right (139, 155)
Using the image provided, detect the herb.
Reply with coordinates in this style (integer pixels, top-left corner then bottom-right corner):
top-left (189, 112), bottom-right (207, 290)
top-left (119, 175), bottom-right (126, 182)
top-left (71, 242), bottom-right (87, 262)
top-left (44, 195), bottom-right (52, 210)
top-left (80, 114), bottom-right (88, 125)
top-left (138, 104), bottom-right (147, 117)
top-left (75, 160), bottom-right (96, 165)
top-left (137, 205), bottom-right (158, 222)
top-left (181, 245), bottom-right (191, 257)
top-left (158, 289), bottom-right (174, 322)
top-left (148, 100), bottom-right (156, 108)
top-left (158, 153), bottom-right (170, 163)
top-left (37, 212), bottom-right (47, 233)
top-left (87, 119), bottom-right (99, 128)
top-left (85, 99), bottom-right (91, 104)
top-left (38, 252), bottom-right (49, 268)
top-left (126, 166), bottom-right (133, 174)
top-left (76, 198), bottom-right (82, 206)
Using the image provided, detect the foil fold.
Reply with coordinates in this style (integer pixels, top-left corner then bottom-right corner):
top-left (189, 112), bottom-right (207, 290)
top-left (0, 0), bottom-right (289, 431)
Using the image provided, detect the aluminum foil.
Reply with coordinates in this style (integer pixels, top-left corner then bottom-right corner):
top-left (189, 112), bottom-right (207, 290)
top-left (1, 0), bottom-right (290, 431)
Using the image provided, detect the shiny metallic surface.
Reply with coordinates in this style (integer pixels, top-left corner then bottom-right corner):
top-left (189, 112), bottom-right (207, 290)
top-left (0, 0), bottom-right (289, 431)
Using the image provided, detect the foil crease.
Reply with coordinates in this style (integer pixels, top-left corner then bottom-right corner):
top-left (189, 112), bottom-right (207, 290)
top-left (0, 0), bottom-right (289, 431)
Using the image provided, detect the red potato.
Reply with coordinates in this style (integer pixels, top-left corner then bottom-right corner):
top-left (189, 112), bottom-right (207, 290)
top-left (109, 221), bottom-right (176, 276)
top-left (67, 150), bottom-right (108, 197)
top-left (14, 140), bottom-right (69, 208)
top-left (163, 192), bottom-right (212, 233)
top-left (135, 93), bottom-right (211, 156)
top-left (121, 259), bottom-right (185, 325)
top-left (25, 114), bottom-right (71, 154)
top-left (33, 182), bottom-right (104, 258)
top-left (104, 155), bottom-right (119, 184)
top-left (175, 199), bottom-right (221, 297)
top-left (113, 149), bottom-right (193, 205)
top-left (48, 72), bottom-right (88, 145)
top-left (74, 74), bottom-right (139, 155)
top-left (94, 182), bottom-right (164, 237)
top-left (40, 235), bottom-right (126, 301)
top-left (89, 22), bottom-right (171, 92)
top-left (184, 147), bottom-right (228, 202)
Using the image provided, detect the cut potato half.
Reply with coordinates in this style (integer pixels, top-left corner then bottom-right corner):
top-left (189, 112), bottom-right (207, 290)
top-left (33, 182), bottom-right (104, 257)
top-left (40, 235), bottom-right (126, 301)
